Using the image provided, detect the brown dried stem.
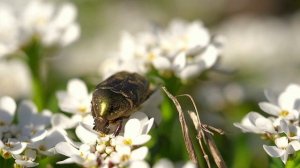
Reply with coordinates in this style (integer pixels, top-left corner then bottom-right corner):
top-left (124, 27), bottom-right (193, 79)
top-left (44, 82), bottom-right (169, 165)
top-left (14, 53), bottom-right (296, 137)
top-left (161, 87), bottom-right (199, 165)
top-left (162, 87), bottom-right (227, 168)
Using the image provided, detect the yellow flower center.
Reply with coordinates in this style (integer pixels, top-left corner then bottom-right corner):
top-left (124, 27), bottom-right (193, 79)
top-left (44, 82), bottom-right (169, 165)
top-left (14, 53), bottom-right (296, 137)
top-left (121, 154), bottom-right (130, 162)
top-left (78, 105), bottom-right (87, 113)
top-left (2, 150), bottom-right (11, 159)
top-left (147, 52), bottom-right (156, 61)
top-left (123, 138), bottom-right (132, 146)
top-left (279, 110), bottom-right (289, 117)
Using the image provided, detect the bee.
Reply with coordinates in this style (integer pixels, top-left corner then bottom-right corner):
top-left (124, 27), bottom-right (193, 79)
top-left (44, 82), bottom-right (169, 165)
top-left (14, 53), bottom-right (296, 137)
top-left (91, 71), bottom-right (153, 135)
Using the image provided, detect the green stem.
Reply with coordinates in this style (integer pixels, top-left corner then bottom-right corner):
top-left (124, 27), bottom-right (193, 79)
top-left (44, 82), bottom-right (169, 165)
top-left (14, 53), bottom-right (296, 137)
top-left (286, 152), bottom-right (300, 168)
top-left (23, 37), bottom-right (45, 111)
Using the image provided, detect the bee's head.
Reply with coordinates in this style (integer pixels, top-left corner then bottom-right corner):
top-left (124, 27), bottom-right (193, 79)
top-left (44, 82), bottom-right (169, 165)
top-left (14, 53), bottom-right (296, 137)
top-left (91, 89), bottom-right (113, 118)
top-left (93, 117), bottom-right (109, 134)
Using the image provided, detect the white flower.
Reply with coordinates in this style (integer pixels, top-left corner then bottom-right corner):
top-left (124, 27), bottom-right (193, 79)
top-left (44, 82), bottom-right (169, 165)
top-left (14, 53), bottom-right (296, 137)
top-left (56, 79), bottom-right (92, 119)
top-left (263, 136), bottom-right (300, 164)
top-left (174, 45), bottom-right (220, 80)
top-left (28, 130), bottom-right (66, 156)
top-left (51, 113), bottom-right (77, 131)
top-left (99, 19), bottom-right (221, 81)
top-left (16, 101), bottom-right (51, 142)
top-left (0, 96), bottom-right (16, 126)
top-left (234, 112), bottom-right (276, 134)
top-left (0, 138), bottom-right (27, 157)
top-left (0, 4), bottom-right (19, 57)
top-left (13, 149), bottom-right (39, 167)
top-left (129, 160), bottom-right (150, 168)
top-left (56, 112), bottom-right (153, 167)
top-left (115, 112), bottom-right (153, 148)
top-left (111, 146), bottom-right (148, 166)
top-left (20, 0), bottom-right (80, 46)
top-left (75, 121), bottom-right (99, 145)
top-left (159, 20), bottom-right (210, 52)
top-left (259, 84), bottom-right (300, 121)
top-left (55, 142), bottom-right (97, 167)
top-left (153, 158), bottom-right (174, 168)
top-left (153, 158), bottom-right (196, 168)
top-left (279, 120), bottom-right (300, 140)
top-left (0, 60), bottom-right (31, 98)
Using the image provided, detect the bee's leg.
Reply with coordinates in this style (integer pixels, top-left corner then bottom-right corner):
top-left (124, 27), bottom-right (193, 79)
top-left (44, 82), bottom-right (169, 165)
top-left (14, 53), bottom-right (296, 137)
top-left (113, 119), bottom-right (123, 136)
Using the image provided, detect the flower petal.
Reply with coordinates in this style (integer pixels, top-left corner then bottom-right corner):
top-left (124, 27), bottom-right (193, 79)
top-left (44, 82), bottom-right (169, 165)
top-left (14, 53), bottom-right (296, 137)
top-left (275, 137), bottom-right (289, 149)
top-left (75, 123), bottom-right (98, 145)
top-left (17, 101), bottom-right (37, 127)
top-left (9, 141), bottom-right (27, 155)
top-left (153, 56), bottom-right (171, 70)
top-left (67, 79), bottom-right (88, 99)
top-left (287, 141), bottom-right (300, 154)
top-left (15, 160), bottom-right (39, 167)
top-left (258, 102), bottom-right (281, 116)
top-left (248, 112), bottom-right (275, 133)
top-left (132, 135), bottom-right (151, 145)
top-left (263, 145), bottom-right (285, 157)
top-left (153, 158), bottom-right (174, 168)
top-left (176, 63), bottom-right (205, 80)
top-left (51, 113), bottom-right (76, 129)
top-left (124, 119), bottom-right (141, 139)
top-left (278, 84), bottom-right (300, 110)
top-left (130, 146), bottom-right (148, 161)
top-left (141, 118), bottom-right (154, 134)
top-left (30, 130), bottom-right (48, 142)
top-left (55, 142), bottom-right (80, 157)
top-left (172, 52), bottom-right (186, 70)
top-left (0, 96), bottom-right (16, 124)
top-left (199, 45), bottom-right (219, 68)
top-left (129, 160), bottom-right (150, 168)
top-left (56, 157), bottom-right (76, 164)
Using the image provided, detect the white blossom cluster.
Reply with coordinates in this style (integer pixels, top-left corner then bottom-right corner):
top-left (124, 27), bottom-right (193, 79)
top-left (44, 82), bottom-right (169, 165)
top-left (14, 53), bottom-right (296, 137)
top-left (99, 20), bottom-right (222, 81)
top-left (55, 112), bottom-right (154, 168)
top-left (234, 84), bottom-right (300, 164)
top-left (0, 96), bottom-right (68, 167)
top-left (0, 77), bottom-right (164, 168)
top-left (0, 0), bottom-right (80, 57)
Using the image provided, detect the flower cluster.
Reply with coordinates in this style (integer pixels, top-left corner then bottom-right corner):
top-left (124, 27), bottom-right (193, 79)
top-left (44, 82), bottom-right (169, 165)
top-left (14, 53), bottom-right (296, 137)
top-left (0, 96), bottom-right (68, 167)
top-left (99, 20), bottom-right (222, 81)
top-left (0, 0), bottom-right (80, 57)
top-left (55, 112), bottom-right (154, 168)
top-left (234, 84), bottom-right (300, 164)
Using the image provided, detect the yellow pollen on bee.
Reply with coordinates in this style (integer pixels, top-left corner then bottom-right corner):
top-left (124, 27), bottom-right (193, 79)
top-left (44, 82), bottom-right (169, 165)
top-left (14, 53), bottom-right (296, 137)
top-left (279, 110), bottom-right (290, 117)
top-left (123, 138), bottom-right (132, 146)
